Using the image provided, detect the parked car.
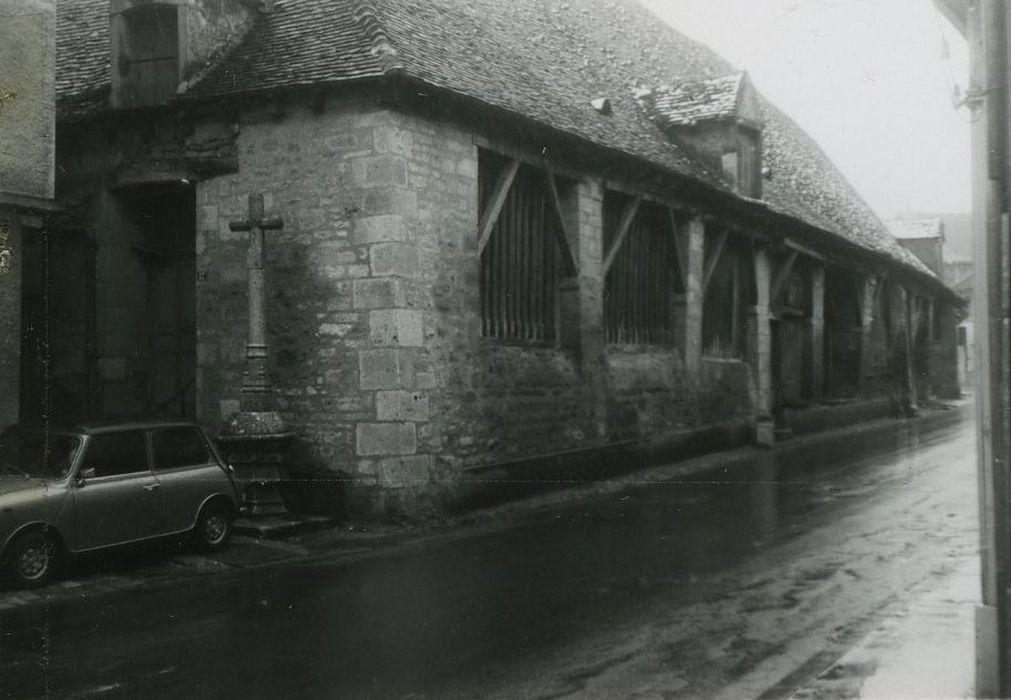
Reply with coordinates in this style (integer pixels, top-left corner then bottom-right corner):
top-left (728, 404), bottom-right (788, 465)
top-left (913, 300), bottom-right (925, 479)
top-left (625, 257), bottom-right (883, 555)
top-left (0, 420), bottom-right (241, 588)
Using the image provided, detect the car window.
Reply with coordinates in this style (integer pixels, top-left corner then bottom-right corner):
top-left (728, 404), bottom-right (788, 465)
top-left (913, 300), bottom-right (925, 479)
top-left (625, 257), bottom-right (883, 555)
top-left (152, 428), bottom-right (211, 470)
top-left (81, 432), bottom-right (149, 478)
top-left (0, 430), bottom-right (81, 479)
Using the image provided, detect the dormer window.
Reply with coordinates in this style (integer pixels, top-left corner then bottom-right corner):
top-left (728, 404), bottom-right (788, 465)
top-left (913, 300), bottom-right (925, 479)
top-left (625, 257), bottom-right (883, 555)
top-left (733, 125), bottom-right (762, 198)
top-left (643, 71), bottom-right (765, 199)
top-left (112, 3), bottom-right (181, 108)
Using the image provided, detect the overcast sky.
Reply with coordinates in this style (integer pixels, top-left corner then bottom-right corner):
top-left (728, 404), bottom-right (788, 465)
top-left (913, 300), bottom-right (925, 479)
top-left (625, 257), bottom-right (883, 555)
top-left (643, 0), bottom-right (971, 221)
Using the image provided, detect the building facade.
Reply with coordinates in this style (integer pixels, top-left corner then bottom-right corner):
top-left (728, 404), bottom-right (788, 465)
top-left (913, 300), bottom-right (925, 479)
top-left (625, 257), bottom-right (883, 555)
top-left (22, 0), bottom-right (963, 517)
top-left (0, 0), bottom-right (59, 430)
top-left (933, 0), bottom-right (1011, 695)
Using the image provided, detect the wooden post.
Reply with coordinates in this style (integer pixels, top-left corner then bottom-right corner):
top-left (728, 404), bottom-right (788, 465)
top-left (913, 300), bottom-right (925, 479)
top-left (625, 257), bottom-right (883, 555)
top-left (750, 244), bottom-right (774, 445)
top-left (681, 215), bottom-right (705, 373)
top-left (809, 264), bottom-right (825, 402)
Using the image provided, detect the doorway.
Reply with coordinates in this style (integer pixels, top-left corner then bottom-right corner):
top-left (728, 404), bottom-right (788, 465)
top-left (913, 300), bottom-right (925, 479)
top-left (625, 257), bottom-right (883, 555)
top-left (122, 184), bottom-right (197, 419)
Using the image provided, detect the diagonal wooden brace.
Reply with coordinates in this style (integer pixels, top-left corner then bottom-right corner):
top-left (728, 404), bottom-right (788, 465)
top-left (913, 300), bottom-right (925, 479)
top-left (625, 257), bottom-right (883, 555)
top-left (602, 195), bottom-right (642, 275)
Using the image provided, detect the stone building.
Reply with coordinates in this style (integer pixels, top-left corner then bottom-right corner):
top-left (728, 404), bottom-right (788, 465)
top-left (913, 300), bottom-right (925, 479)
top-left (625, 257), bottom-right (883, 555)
top-left (23, 0), bottom-right (963, 515)
top-left (887, 217), bottom-right (946, 277)
top-left (0, 0), bottom-right (59, 430)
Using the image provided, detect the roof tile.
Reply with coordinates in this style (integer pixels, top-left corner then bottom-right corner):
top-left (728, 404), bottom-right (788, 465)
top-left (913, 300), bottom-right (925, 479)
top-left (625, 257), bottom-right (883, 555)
top-left (53, 0), bottom-right (945, 287)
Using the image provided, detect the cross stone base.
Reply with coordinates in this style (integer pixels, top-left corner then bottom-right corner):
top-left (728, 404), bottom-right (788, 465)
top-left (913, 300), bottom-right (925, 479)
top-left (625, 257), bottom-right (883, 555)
top-left (755, 415), bottom-right (777, 447)
top-left (216, 411), bottom-right (294, 517)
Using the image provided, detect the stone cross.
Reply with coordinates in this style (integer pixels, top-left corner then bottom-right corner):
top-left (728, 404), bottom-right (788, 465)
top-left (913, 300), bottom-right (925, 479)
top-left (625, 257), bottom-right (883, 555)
top-left (229, 194), bottom-right (283, 413)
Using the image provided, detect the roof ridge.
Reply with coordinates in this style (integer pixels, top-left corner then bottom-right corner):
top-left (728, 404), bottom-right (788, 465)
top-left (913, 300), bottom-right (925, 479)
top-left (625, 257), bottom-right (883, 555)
top-left (351, 0), bottom-right (402, 75)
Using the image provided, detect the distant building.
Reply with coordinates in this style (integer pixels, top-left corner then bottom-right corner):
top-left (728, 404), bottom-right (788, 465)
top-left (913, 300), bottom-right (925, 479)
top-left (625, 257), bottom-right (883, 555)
top-left (5, 0), bottom-right (963, 515)
top-left (888, 217), bottom-right (946, 277)
top-left (944, 254), bottom-right (975, 387)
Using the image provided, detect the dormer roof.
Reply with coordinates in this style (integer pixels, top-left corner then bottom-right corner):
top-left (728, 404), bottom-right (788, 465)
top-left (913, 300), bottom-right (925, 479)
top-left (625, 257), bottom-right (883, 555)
top-left (888, 218), bottom-right (946, 242)
top-left (649, 72), bottom-right (762, 128)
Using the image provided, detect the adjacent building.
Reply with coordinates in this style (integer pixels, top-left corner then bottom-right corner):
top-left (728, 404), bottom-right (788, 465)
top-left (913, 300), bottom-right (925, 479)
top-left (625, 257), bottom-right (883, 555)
top-left (3, 0), bottom-right (962, 516)
top-left (0, 0), bottom-right (59, 430)
top-left (932, 0), bottom-right (1010, 695)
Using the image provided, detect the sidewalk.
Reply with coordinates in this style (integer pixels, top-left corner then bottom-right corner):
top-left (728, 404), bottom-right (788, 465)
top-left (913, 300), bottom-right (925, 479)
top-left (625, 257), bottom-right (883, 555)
top-left (792, 555), bottom-right (979, 699)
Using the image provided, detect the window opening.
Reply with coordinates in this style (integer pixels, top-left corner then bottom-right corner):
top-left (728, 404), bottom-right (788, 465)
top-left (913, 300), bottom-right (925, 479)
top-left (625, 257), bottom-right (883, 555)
top-left (117, 4), bottom-right (180, 108)
top-left (81, 432), bottom-right (149, 478)
top-left (602, 192), bottom-right (682, 345)
top-left (152, 427), bottom-right (211, 470)
top-left (478, 152), bottom-right (562, 341)
top-left (703, 231), bottom-right (753, 358)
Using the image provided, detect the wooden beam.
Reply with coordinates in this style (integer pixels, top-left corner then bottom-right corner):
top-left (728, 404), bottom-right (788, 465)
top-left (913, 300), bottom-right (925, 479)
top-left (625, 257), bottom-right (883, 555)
top-left (770, 249), bottom-right (799, 303)
top-left (784, 237), bottom-right (826, 262)
top-left (668, 207), bottom-right (686, 289)
top-left (872, 274), bottom-right (885, 309)
top-left (477, 159), bottom-right (520, 254)
top-left (909, 291), bottom-right (923, 332)
top-left (602, 195), bottom-right (642, 275)
top-left (702, 228), bottom-right (729, 292)
top-left (545, 168), bottom-right (579, 277)
top-left (471, 135), bottom-right (585, 182)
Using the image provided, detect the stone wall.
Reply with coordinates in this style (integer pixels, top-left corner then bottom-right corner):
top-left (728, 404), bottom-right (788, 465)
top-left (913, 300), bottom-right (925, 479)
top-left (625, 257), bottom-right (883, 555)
top-left (0, 217), bottom-right (23, 429)
top-left (0, 0), bottom-right (55, 201)
top-left (191, 95), bottom-right (755, 514)
top-left (192, 97), bottom-right (434, 514)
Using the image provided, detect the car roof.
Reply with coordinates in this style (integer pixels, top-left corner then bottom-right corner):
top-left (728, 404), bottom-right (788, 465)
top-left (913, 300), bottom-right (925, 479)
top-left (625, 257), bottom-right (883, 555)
top-left (73, 420), bottom-right (205, 435)
top-left (5, 420), bottom-right (205, 436)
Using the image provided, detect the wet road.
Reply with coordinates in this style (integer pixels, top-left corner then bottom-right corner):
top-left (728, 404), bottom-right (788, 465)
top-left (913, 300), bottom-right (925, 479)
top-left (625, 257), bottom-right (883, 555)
top-left (0, 408), bottom-right (977, 699)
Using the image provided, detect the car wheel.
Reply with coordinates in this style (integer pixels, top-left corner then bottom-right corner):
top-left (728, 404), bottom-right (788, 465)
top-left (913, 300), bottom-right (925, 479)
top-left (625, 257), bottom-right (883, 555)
top-left (5, 529), bottom-right (59, 589)
top-left (193, 502), bottom-right (233, 551)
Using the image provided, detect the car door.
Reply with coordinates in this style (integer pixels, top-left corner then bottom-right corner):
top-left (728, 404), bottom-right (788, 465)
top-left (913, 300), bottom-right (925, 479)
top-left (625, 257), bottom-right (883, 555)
top-left (70, 430), bottom-right (159, 551)
top-left (150, 426), bottom-right (226, 535)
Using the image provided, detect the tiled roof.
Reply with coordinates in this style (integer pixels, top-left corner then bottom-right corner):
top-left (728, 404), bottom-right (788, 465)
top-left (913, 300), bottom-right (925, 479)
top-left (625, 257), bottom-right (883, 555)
top-left (53, 0), bottom-right (947, 291)
top-left (55, 0), bottom-right (110, 121)
top-left (190, 0), bottom-right (386, 97)
top-left (887, 218), bottom-right (945, 241)
top-left (651, 73), bottom-right (745, 126)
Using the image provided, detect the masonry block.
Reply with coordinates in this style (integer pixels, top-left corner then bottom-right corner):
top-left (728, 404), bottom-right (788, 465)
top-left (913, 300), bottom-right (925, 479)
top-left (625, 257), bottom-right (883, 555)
top-left (373, 126), bottom-right (412, 156)
top-left (377, 454), bottom-right (432, 488)
top-left (369, 309), bottom-right (423, 347)
top-left (353, 215), bottom-right (408, 244)
top-left (376, 390), bottom-right (430, 422)
top-left (356, 422), bottom-right (418, 456)
top-left (359, 349), bottom-right (402, 390)
top-left (363, 188), bottom-right (418, 217)
top-left (353, 278), bottom-right (405, 309)
top-left (370, 242), bottom-right (418, 277)
top-left (359, 155), bottom-right (408, 187)
top-left (323, 128), bottom-right (373, 154)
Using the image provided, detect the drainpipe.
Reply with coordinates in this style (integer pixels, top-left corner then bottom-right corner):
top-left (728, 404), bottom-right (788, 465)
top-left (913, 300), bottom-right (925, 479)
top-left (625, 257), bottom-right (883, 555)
top-left (978, 1), bottom-right (1009, 695)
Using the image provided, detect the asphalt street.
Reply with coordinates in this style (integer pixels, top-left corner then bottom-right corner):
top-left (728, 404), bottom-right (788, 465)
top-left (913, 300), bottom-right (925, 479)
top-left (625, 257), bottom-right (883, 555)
top-left (0, 406), bottom-right (977, 699)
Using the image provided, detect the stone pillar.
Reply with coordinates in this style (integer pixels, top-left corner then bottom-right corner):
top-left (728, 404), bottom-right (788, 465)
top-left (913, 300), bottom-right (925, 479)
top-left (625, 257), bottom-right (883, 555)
top-left (574, 179), bottom-right (607, 439)
top-left (749, 245), bottom-right (774, 445)
top-left (859, 275), bottom-right (879, 392)
top-left (349, 123), bottom-right (432, 513)
top-left (681, 215), bottom-right (705, 374)
top-left (559, 178), bottom-right (590, 366)
top-left (809, 264), bottom-right (825, 402)
top-left (0, 217), bottom-right (22, 429)
top-left (900, 286), bottom-right (918, 414)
